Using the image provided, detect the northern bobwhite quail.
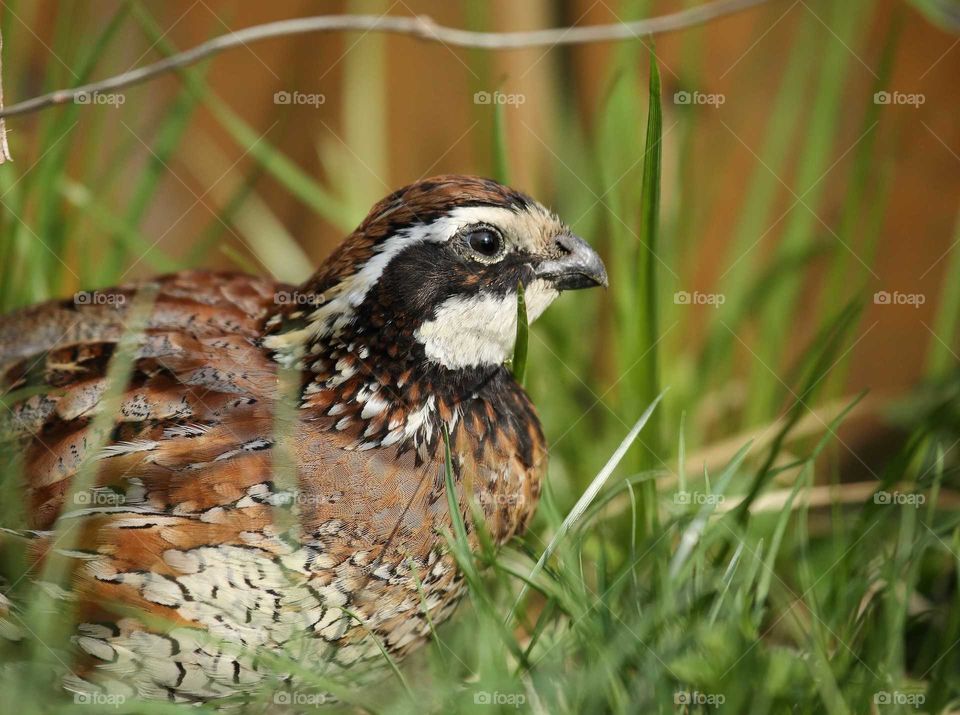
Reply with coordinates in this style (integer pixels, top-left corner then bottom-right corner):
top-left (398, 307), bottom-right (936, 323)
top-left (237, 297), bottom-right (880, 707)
top-left (0, 175), bottom-right (607, 703)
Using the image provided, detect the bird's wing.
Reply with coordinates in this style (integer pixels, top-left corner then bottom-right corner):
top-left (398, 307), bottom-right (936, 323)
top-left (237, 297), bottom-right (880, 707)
top-left (0, 270), bottom-right (282, 529)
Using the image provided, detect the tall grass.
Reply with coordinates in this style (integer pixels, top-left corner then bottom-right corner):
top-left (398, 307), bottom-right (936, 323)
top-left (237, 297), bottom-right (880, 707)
top-left (0, 1), bottom-right (959, 713)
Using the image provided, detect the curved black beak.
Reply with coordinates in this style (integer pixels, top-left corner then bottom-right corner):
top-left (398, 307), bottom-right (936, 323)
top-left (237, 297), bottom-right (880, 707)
top-left (535, 234), bottom-right (608, 291)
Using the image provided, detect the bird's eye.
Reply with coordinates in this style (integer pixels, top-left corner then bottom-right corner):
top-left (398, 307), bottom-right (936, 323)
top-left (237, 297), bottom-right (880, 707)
top-left (464, 227), bottom-right (503, 260)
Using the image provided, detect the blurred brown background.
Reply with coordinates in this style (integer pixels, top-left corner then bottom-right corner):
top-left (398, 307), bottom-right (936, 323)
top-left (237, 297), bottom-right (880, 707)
top-left (5, 0), bottom-right (960, 400)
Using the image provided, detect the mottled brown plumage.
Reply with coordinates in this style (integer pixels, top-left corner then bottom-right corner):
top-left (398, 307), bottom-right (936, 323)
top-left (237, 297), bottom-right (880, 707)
top-left (0, 175), bottom-right (606, 703)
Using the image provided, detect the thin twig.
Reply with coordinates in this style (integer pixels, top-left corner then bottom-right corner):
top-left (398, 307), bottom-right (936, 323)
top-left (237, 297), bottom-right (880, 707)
top-left (0, 0), bottom-right (774, 120)
top-left (0, 29), bottom-right (12, 161)
top-left (714, 481), bottom-right (959, 514)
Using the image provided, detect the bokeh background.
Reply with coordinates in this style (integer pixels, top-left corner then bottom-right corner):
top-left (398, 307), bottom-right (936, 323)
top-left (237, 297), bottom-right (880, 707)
top-left (3, 1), bottom-right (958, 461)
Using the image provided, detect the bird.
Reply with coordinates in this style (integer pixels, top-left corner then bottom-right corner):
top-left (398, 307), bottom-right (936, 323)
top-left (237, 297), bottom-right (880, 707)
top-left (0, 174), bottom-right (607, 703)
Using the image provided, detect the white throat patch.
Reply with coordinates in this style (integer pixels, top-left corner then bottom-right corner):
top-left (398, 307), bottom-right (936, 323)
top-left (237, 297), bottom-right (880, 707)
top-left (415, 278), bottom-right (559, 370)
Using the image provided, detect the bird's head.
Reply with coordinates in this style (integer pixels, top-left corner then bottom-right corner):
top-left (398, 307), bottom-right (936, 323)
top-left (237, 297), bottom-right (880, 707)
top-left (265, 175), bottom-right (606, 374)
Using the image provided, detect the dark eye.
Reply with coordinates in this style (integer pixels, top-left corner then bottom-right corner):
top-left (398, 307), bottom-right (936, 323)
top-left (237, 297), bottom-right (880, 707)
top-left (465, 228), bottom-right (503, 259)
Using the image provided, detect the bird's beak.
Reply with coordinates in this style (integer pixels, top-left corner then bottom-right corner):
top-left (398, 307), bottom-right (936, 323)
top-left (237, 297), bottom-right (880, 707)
top-left (535, 234), bottom-right (608, 291)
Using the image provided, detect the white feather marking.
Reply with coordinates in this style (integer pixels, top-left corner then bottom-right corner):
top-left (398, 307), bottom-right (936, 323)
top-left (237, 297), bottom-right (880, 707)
top-left (381, 429), bottom-right (402, 447)
top-left (415, 279), bottom-right (558, 369)
top-left (162, 423), bottom-right (211, 439)
top-left (77, 636), bottom-right (116, 662)
top-left (99, 440), bottom-right (160, 458)
top-left (327, 365), bottom-right (355, 387)
top-left (360, 394), bottom-right (388, 419)
top-left (404, 395), bottom-right (436, 444)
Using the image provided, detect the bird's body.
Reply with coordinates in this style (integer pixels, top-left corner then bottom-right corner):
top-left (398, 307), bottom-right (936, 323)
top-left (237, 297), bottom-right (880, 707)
top-left (0, 176), bottom-right (606, 702)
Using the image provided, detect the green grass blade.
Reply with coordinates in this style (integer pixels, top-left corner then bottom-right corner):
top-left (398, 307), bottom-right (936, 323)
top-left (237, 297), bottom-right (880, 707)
top-left (441, 425), bottom-right (479, 586)
top-left (129, 2), bottom-right (352, 231)
top-left (513, 281), bottom-right (528, 383)
top-left (511, 391), bottom-right (666, 619)
top-left (698, 10), bottom-right (818, 393)
top-left (907, 0), bottom-right (960, 31)
top-left (926, 207), bottom-right (960, 377)
top-left (33, 6), bottom-right (130, 293)
top-left (59, 180), bottom-right (180, 273)
top-left (23, 288), bottom-right (156, 662)
top-left (635, 49), bottom-right (664, 532)
top-left (748, 0), bottom-right (871, 424)
top-left (669, 440), bottom-right (751, 578)
top-left (734, 297), bottom-right (863, 520)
